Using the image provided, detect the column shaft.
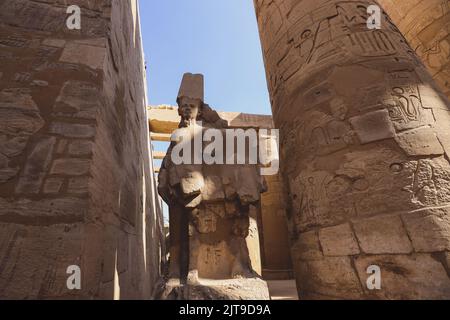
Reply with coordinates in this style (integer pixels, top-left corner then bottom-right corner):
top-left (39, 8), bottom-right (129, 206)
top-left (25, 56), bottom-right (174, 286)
top-left (254, 0), bottom-right (450, 299)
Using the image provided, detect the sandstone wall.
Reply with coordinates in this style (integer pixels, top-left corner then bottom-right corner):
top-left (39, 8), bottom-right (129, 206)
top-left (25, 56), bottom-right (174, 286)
top-left (378, 0), bottom-right (450, 99)
top-left (254, 0), bottom-right (450, 299)
top-left (260, 173), bottom-right (293, 280)
top-left (0, 0), bottom-right (164, 299)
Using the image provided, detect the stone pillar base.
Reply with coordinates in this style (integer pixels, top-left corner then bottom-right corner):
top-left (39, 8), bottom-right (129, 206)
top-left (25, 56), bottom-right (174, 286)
top-left (156, 278), bottom-right (270, 300)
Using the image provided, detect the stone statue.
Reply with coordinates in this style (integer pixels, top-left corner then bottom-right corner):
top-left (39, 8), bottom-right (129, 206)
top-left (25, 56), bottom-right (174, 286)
top-left (157, 73), bottom-right (269, 300)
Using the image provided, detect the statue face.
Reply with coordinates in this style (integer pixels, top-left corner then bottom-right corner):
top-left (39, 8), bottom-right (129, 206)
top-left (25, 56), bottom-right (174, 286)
top-left (178, 97), bottom-right (202, 121)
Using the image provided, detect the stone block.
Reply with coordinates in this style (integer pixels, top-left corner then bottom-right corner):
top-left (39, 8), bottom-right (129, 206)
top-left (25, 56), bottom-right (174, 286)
top-left (202, 175), bottom-right (225, 201)
top-left (16, 137), bottom-right (56, 194)
top-left (0, 222), bottom-right (83, 299)
top-left (0, 197), bottom-right (86, 223)
top-left (53, 81), bottom-right (100, 119)
top-left (0, 89), bottom-right (44, 137)
top-left (42, 38), bottom-right (66, 48)
top-left (402, 207), bottom-right (450, 252)
top-left (354, 254), bottom-right (450, 299)
top-left (292, 231), bottom-right (323, 261)
top-left (60, 42), bottom-right (106, 70)
top-left (236, 167), bottom-right (261, 204)
top-left (50, 159), bottom-right (90, 176)
top-left (0, 136), bottom-right (28, 157)
top-left (43, 178), bottom-right (64, 194)
top-left (395, 127), bottom-right (444, 156)
top-left (160, 278), bottom-right (270, 300)
top-left (296, 256), bottom-right (363, 299)
top-left (319, 223), bottom-right (360, 256)
top-left (349, 109), bottom-right (396, 144)
top-left (353, 215), bottom-right (413, 254)
top-left (68, 140), bottom-right (93, 156)
top-left (49, 122), bottom-right (95, 138)
top-left (0, 88), bottom-right (39, 112)
top-left (0, 166), bottom-right (19, 183)
top-left (0, 0), bottom-right (108, 36)
top-left (56, 139), bottom-right (68, 154)
top-left (68, 177), bottom-right (89, 194)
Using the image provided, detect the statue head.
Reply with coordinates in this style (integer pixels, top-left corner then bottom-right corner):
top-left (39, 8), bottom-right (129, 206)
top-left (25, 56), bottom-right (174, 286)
top-left (177, 96), bottom-right (202, 123)
top-left (177, 73), bottom-right (204, 126)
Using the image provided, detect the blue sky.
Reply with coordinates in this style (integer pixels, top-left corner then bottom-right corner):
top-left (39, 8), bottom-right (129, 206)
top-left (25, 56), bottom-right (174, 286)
top-left (138, 1), bottom-right (271, 223)
top-left (139, 0), bottom-right (271, 115)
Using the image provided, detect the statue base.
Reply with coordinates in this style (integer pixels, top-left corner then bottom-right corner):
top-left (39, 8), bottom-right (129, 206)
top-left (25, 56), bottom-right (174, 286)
top-left (156, 277), bottom-right (270, 300)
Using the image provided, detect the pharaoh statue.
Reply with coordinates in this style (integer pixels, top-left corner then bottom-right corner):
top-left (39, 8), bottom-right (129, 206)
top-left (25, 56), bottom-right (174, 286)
top-left (156, 73), bottom-right (270, 300)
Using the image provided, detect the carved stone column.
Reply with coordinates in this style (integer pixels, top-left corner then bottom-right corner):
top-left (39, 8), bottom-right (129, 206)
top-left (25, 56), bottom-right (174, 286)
top-left (254, 0), bottom-right (450, 299)
top-left (378, 0), bottom-right (450, 99)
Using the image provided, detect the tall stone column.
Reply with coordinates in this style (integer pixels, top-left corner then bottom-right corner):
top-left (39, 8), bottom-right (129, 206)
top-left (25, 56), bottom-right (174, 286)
top-left (378, 0), bottom-right (450, 99)
top-left (254, 0), bottom-right (450, 299)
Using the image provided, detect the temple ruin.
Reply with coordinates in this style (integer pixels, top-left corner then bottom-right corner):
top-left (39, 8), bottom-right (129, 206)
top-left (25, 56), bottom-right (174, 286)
top-left (0, 0), bottom-right (449, 300)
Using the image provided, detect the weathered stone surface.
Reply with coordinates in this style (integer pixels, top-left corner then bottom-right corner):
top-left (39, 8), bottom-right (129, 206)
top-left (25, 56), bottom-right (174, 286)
top-left (354, 254), bottom-right (450, 299)
top-left (293, 231), bottom-right (323, 261)
top-left (202, 175), bottom-right (225, 201)
top-left (395, 127), bottom-right (444, 156)
top-left (42, 38), bottom-right (66, 48)
top-left (0, 197), bottom-right (86, 224)
top-left (15, 137), bottom-right (56, 194)
top-left (0, 222), bottom-right (83, 299)
top-left (178, 168), bottom-right (204, 197)
top-left (0, 0), bottom-right (109, 36)
top-left (296, 257), bottom-right (363, 299)
top-left (50, 159), bottom-right (90, 176)
top-left (402, 157), bottom-right (450, 206)
top-left (56, 140), bottom-right (68, 155)
top-left (349, 109), bottom-right (395, 144)
top-left (68, 177), bottom-right (89, 194)
top-left (319, 223), bottom-right (360, 256)
top-left (0, 0), bottom-right (164, 300)
top-left (43, 178), bottom-right (64, 194)
top-left (260, 173), bottom-right (292, 275)
top-left (49, 122), bottom-right (96, 138)
top-left (247, 206), bottom-right (262, 276)
top-left (445, 252), bottom-right (450, 273)
top-left (0, 136), bottom-right (28, 157)
top-left (53, 81), bottom-right (101, 119)
top-left (68, 141), bottom-right (93, 156)
top-left (402, 207), bottom-right (450, 252)
top-left (378, 0), bottom-right (450, 99)
top-left (60, 43), bottom-right (106, 70)
top-left (0, 104), bottom-right (44, 183)
top-left (254, 0), bottom-right (450, 298)
top-left (0, 88), bottom-right (40, 112)
top-left (60, 43), bottom-right (106, 69)
top-left (236, 167), bottom-right (263, 205)
top-left (0, 167), bottom-right (20, 184)
top-left (353, 215), bottom-right (413, 254)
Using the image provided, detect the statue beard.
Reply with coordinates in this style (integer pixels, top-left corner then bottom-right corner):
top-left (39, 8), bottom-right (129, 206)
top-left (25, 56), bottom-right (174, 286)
top-left (179, 118), bottom-right (190, 128)
top-left (179, 116), bottom-right (197, 128)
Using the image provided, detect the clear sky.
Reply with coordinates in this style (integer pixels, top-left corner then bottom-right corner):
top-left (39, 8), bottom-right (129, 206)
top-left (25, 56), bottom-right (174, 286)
top-left (138, 1), bottom-right (271, 223)
top-left (138, 0), bottom-right (271, 115)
